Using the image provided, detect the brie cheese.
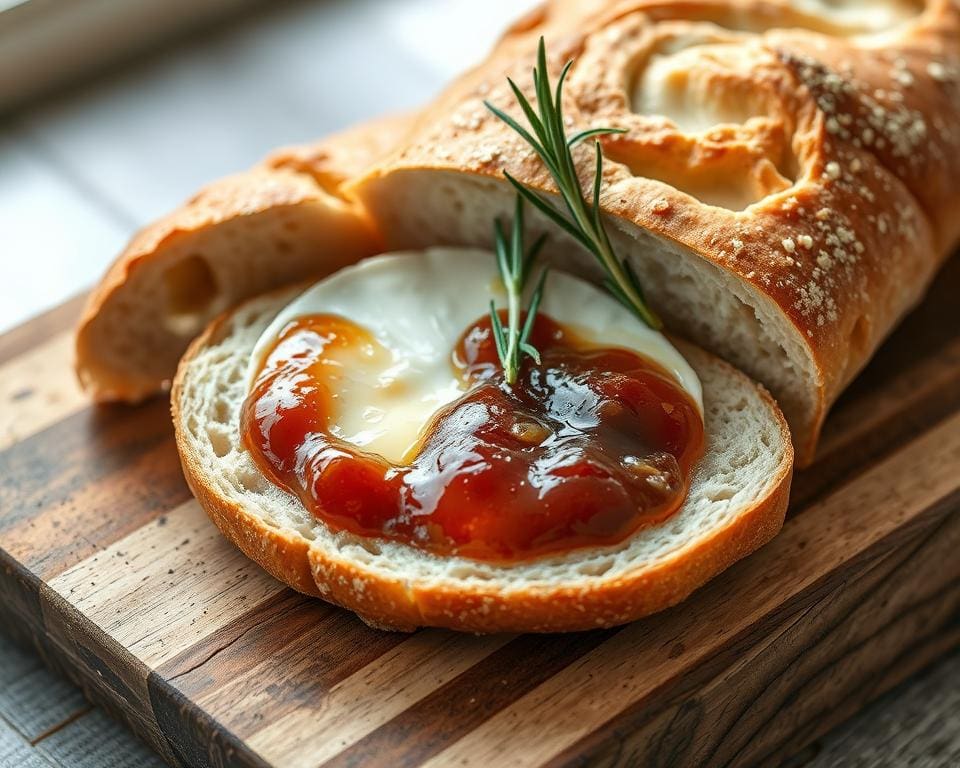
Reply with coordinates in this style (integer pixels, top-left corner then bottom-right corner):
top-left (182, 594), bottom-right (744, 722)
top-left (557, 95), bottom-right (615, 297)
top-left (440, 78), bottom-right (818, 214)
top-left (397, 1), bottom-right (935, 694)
top-left (249, 248), bottom-right (703, 464)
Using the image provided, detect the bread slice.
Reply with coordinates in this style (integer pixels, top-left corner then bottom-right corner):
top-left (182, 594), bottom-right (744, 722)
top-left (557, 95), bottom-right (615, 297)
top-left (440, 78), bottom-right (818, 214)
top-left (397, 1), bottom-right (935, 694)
top-left (76, 113), bottom-right (411, 403)
top-left (172, 284), bottom-right (793, 633)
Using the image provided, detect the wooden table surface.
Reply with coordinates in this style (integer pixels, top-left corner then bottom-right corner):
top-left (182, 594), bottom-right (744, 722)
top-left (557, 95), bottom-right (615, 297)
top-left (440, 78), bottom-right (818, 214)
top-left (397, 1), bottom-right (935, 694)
top-left (0, 1), bottom-right (957, 766)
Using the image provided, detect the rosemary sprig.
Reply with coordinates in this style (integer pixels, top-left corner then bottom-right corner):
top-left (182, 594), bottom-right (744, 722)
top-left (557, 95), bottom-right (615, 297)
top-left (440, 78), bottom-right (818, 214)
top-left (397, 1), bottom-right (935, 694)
top-left (490, 195), bottom-right (549, 386)
top-left (484, 37), bottom-right (662, 329)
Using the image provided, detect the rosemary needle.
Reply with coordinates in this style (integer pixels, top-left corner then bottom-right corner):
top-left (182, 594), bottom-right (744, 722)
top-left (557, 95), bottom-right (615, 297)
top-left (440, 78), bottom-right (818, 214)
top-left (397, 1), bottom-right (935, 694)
top-left (489, 195), bottom-right (548, 386)
top-left (484, 36), bottom-right (662, 330)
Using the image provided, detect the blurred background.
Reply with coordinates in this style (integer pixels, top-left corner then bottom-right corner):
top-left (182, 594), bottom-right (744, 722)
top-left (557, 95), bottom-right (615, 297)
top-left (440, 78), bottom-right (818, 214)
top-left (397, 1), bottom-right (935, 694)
top-left (0, 0), bottom-right (538, 332)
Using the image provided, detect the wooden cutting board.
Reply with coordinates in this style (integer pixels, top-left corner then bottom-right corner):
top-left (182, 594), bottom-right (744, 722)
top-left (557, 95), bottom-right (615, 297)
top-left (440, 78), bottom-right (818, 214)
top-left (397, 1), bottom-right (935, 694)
top-left (1, 257), bottom-right (959, 768)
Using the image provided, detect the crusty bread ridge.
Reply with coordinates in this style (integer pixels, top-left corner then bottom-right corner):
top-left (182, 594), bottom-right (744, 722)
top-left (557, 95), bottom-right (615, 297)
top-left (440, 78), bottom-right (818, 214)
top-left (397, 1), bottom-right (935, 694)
top-left (172, 281), bottom-right (792, 633)
top-left (76, 113), bottom-right (412, 403)
top-left (350, 0), bottom-right (960, 465)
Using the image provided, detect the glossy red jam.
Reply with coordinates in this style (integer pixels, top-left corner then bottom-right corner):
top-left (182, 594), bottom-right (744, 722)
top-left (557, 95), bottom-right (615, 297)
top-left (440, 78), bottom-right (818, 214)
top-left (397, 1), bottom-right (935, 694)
top-left (241, 312), bottom-right (704, 562)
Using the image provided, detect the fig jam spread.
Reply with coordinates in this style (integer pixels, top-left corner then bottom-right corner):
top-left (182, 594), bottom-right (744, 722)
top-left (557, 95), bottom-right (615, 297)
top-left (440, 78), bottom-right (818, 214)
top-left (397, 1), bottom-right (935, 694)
top-left (241, 312), bottom-right (704, 562)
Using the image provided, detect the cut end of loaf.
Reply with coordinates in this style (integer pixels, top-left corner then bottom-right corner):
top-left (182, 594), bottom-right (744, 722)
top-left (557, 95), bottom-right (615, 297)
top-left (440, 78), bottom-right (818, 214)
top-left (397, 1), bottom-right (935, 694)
top-left (75, 113), bottom-right (423, 405)
top-left (172, 274), bottom-right (793, 633)
top-left (76, 170), bottom-right (381, 404)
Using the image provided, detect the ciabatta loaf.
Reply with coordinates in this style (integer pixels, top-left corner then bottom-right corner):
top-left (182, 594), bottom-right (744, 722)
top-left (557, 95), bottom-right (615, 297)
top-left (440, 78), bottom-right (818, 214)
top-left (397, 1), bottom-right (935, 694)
top-left (351, 0), bottom-right (960, 464)
top-left (76, 113), bottom-right (412, 403)
top-left (172, 283), bottom-right (792, 633)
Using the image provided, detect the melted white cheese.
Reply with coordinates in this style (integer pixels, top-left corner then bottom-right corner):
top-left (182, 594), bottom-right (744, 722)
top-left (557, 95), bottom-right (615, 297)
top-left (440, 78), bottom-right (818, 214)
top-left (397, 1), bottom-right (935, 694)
top-left (249, 248), bottom-right (702, 464)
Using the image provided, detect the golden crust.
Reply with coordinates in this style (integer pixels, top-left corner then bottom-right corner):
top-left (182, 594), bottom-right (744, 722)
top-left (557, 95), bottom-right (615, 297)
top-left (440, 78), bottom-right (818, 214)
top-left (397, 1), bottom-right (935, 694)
top-left (76, 115), bottom-right (413, 403)
top-left (306, 450), bottom-right (790, 633)
top-left (349, 0), bottom-right (960, 464)
top-left (173, 303), bottom-right (792, 634)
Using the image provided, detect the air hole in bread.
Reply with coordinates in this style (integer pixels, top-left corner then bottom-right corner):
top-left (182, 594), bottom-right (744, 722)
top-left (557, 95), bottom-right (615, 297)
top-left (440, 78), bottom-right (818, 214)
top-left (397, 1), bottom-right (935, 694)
top-left (236, 467), bottom-right (268, 492)
top-left (212, 399), bottom-right (230, 424)
top-left (738, 302), bottom-right (757, 322)
top-left (163, 255), bottom-right (221, 336)
top-left (341, 542), bottom-right (381, 565)
top-left (576, 559), bottom-right (615, 577)
top-left (448, 566), bottom-right (494, 580)
top-left (707, 487), bottom-right (735, 502)
top-left (296, 524), bottom-right (317, 541)
top-left (207, 426), bottom-right (231, 458)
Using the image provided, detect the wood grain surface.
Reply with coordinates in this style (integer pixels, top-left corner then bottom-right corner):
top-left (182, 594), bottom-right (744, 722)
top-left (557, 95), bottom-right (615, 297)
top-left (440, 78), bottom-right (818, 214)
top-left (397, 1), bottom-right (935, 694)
top-left (1, 255), bottom-right (958, 768)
